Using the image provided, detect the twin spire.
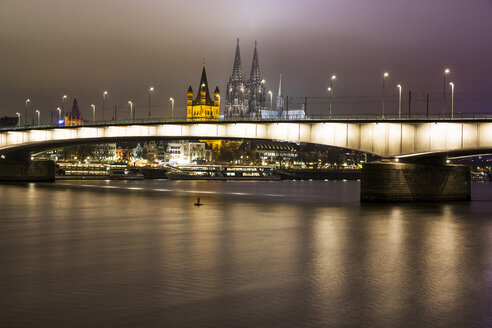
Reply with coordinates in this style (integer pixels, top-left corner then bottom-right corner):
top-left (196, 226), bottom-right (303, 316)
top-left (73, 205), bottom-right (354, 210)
top-left (231, 38), bottom-right (260, 82)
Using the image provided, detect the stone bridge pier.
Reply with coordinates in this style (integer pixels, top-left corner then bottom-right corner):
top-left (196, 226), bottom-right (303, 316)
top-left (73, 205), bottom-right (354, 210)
top-left (360, 160), bottom-right (471, 202)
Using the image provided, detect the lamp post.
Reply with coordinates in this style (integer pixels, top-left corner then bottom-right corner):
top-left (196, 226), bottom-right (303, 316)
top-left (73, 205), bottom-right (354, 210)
top-left (35, 109), bottom-right (40, 126)
top-left (16, 113), bottom-right (20, 127)
top-left (91, 104), bottom-right (96, 122)
top-left (449, 82), bottom-right (455, 119)
top-left (330, 75), bottom-right (336, 117)
top-left (397, 84), bottom-right (402, 118)
top-left (169, 97), bottom-right (174, 120)
top-left (382, 72), bottom-right (389, 118)
top-left (327, 87), bottom-right (333, 118)
top-left (57, 107), bottom-right (62, 123)
top-left (443, 68), bottom-right (450, 117)
top-left (148, 87), bottom-right (154, 118)
top-left (62, 94), bottom-right (68, 112)
top-left (128, 101), bottom-right (133, 122)
top-left (102, 91), bottom-right (108, 121)
top-left (25, 98), bottom-right (30, 126)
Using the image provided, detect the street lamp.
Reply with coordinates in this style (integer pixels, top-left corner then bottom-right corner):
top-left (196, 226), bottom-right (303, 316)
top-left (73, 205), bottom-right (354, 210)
top-left (329, 75), bottom-right (336, 117)
top-left (128, 101), bottom-right (133, 121)
top-left (91, 104), bottom-right (96, 122)
top-left (382, 72), bottom-right (389, 118)
top-left (397, 84), bottom-right (402, 118)
top-left (327, 87), bottom-right (333, 118)
top-left (16, 113), bottom-right (20, 127)
top-left (62, 94), bottom-right (68, 112)
top-left (170, 97), bottom-right (174, 120)
top-left (443, 68), bottom-right (450, 117)
top-left (102, 91), bottom-right (108, 121)
top-left (148, 87), bottom-right (154, 118)
top-left (57, 107), bottom-right (62, 123)
top-left (449, 82), bottom-right (455, 119)
top-left (35, 109), bottom-right (40, 126)
top-left (268, 91), bottom-right (273, 110)
top-left (25, 98), bottom-right (30, 126)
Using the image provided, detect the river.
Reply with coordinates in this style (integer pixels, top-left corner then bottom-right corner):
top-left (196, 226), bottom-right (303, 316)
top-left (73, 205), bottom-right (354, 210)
top-left (0, 180), bottom-right (491, 327)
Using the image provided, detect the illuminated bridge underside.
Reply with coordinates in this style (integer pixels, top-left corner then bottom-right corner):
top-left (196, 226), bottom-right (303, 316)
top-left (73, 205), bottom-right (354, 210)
top-left (1, 121), bottom-right (492, 158)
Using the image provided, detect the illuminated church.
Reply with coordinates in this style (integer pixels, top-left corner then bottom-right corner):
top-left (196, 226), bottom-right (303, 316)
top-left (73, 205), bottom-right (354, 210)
top-left (187, 65), bottom-right (220, 121)
top-left (64, 98), bottom-right (84, 126)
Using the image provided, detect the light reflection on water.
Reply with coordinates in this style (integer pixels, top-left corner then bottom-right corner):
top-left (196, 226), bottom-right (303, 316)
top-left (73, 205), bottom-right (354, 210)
top-left (0, 180), bottom-right (491, 327)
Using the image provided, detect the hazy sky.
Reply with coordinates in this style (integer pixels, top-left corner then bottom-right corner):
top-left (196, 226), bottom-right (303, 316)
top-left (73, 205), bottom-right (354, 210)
top-left (1, 0), bottom-right (491, 121)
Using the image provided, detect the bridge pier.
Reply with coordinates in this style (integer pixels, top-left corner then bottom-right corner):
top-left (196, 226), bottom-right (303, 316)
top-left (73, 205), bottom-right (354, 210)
top-left (0, 160), bottom-right (55, 182)
top-left (361, 161), bottom-right (470, 202)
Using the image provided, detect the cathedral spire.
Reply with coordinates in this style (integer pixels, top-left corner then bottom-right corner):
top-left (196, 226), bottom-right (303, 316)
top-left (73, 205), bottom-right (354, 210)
top-left (249, 40), bottom-right (260, 82)
top-left (231, 38), bottom-right (243, 81)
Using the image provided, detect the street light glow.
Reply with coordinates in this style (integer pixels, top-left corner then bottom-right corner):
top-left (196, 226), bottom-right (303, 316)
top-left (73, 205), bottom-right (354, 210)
top-left (331, 75), bottom-right (336, 80)
top-left (444, 68), bottom-right (450, 74)
top-left (384, 72), bottom-right (389, 77)
top-left (149, 87), bottom-right (154, 92)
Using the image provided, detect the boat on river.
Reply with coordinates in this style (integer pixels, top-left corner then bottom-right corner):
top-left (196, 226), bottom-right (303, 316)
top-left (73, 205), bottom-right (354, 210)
top-left (166, 165), bottom-right (280, 180)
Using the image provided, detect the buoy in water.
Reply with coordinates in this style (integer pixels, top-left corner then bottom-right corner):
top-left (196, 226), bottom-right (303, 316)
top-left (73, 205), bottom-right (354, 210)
top-left (194, 197), bottom-right (203, 206)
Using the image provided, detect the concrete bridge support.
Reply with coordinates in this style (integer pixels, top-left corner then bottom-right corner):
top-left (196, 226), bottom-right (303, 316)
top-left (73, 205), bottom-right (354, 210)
top-left (361, 161), bottom-right (471, 202)
top-left (0, 160), bottom-right (55, 182)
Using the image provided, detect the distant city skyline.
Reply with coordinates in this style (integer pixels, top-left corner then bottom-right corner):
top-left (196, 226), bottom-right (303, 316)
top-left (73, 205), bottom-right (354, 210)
top-left (1, 0), bottom-right (491, 121)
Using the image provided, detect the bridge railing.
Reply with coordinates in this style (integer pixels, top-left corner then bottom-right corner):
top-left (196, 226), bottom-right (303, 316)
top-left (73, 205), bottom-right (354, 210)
top-left (3, 112), bottom-right (492, 132)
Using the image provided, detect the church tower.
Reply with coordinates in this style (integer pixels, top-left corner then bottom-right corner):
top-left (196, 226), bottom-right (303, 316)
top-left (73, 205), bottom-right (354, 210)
top-left (64, 98), bottom-right (83, 126)
top-left (186, 64), bottom-right (220, 121)
top-left (247, 41), bottom-right (266, 117)
top-left (225, 39), bottom-right (248, 118)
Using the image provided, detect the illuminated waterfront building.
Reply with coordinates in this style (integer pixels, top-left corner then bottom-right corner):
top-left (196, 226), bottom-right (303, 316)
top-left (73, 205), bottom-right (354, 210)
top-left (187, 65), bottom-right (220, 121)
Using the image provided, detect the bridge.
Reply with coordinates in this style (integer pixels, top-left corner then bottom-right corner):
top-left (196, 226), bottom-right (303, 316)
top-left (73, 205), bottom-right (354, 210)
top-left (1, 115), bottom-right (488, 202)
top-left (2, 116), bottom-right (492, 158)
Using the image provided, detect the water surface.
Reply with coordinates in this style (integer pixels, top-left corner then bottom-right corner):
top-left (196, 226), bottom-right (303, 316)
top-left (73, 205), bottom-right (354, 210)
top-left (0, 180), bottom-right (491, 327)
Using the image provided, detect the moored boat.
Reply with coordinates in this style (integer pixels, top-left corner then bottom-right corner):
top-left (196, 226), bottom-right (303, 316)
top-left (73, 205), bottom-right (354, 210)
top-left (166, 165), bottom-right (280, 180)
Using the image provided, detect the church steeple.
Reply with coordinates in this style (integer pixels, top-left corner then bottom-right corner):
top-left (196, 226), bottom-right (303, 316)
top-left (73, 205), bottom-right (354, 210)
top-left (231, 38), bottom-right (243, 81)
top-left (276, 74), bottom-right (284, 113)
top-left (194, 65), bottom-right (214, 106)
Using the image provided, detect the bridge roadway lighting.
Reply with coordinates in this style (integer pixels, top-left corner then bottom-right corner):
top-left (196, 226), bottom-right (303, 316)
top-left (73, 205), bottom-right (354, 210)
top-left (102, 91), bottom-right (108, 121)
top-left (128, 101), bottom-right (133, 122)
top-left (449, 82), bottom-right (455, 119)
top-left (443, 68), bottom-right (450, 117)
top-left (170, 97), bottom-right (174, 120)
top-left (382, 72), bottom-right (389, 118)
top-left (91, 104), bottom-right (96, 122)
top-left (35, 109), bottom-right (40, 126)
top-left (148, 87), bottom-right (154, 118)
top-left (268, 91), bottom-right (273, 110)
top-left (16, 113), bottom-right (20, 127)
top-left (25, 98), bottom-right (30, 126)
top-left (397, 84), bottom-right (402, 118)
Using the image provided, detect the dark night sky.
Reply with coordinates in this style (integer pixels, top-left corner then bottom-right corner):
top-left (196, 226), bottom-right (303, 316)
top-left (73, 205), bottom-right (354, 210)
top-left (1, 0), bottom-right (491, 121)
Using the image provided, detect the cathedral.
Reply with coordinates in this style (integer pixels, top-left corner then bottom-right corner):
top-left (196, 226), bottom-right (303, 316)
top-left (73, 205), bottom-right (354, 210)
top-left (224, 39), bottom-right (266, 118)
top-left (187, 65), bottom-right (220, 121)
